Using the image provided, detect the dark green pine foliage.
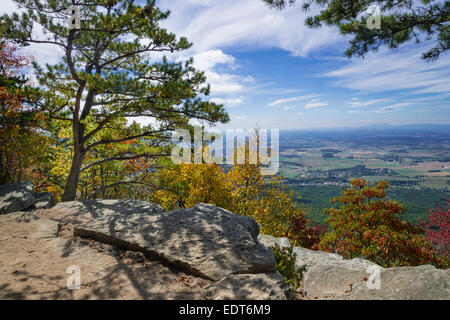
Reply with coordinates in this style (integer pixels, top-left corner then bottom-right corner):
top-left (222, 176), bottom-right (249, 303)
top-left (263, 0), bottom-right (449, 61)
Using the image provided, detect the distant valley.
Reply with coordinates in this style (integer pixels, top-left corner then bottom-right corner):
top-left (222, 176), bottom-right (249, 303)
top-left (278, 125), bottom-right (450, 224)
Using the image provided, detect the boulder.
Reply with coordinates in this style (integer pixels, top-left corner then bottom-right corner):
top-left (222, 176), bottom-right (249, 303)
top-left (293, 246), bottom-right (382, 299)
top-left (33, 192), bottom-right (55, 210)
top-left (0, 182), bottom-right (36, 214)
top-left (258, 234), bottom-right (292, 249)
top-left (270, 241), bottom-right (450, 300)
top-left (74, 202), bottom-right (276, 281)
top-left (201, 272), bottom-right (288, 300)
top-left (19, 181), bottom-right (34, 192)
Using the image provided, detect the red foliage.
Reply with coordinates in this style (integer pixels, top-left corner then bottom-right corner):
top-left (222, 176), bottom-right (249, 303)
top-left (422, 199), bottom-right (450, 259)
top-left (315, 178), bottom-right (449, 268)
top-left (290, 215), bottom-right (327, 248)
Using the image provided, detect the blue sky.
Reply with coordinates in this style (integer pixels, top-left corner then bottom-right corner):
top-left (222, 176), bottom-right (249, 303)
top-left (156, 0), bottom-right (450, 130)
top-left (3, 0), bottom-right (450, 130)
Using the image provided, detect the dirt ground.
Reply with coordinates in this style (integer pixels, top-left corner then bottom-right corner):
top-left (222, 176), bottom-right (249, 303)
top-left (0, 210), bottom-right (211, 300)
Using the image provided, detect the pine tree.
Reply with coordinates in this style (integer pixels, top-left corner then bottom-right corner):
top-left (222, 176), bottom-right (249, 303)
top-left (0, 0), bottom-right (229, 201)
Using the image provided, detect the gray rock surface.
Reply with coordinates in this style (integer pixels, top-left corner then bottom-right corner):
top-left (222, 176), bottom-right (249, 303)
top-left (19, 181), bottom-right (34, 192)
top-left (74, 203), bottom-right (276, 281)
top-left (334, 264), bottom-right (450, 300)
top-left (33, 219), bottom-right (61, 239)
top-left (0, 182), bottom-right (36, 214)
top-left (258, 234), bottom-right (292, 249)
top-left (201, 272), bottom-right (288, 300)
top-left (293, 246), bottom-right (380, 298)
top-left (52, 199), bottom-right (164, 217)
top-left (248, 237), bottom-right (450, 300)
top-left (33, 192), bottom-right (55, 210)
top-left (7, 211), bottom-right (39, 222)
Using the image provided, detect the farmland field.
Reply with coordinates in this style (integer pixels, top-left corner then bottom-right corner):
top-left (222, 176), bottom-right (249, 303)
top-left (278, 125), bottom-right (450, 225)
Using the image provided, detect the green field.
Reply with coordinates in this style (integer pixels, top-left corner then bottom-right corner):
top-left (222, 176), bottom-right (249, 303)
top-left (279, 128), bottom-right (450, 226)
top-left (291, 185), bottom-right (449, 225)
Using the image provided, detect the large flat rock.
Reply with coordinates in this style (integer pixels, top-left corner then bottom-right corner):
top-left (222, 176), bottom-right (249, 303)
top-left (74, 203), bottom-right (276, 281)
top-left (52, 199), bottom-right (164, 217)
top-left (0, 212), bottom-right (211, 300)
top-left (35, 199), bottom-right (165, 225)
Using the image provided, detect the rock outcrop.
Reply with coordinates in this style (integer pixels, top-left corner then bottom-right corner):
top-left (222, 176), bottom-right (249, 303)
top-left (0, 193), bottom-right (288, 300)
top-left (258, 234), bottom-right (450, 300)
top-left (1, 182), bottom-right (448, 301)
top-left (0, 182), bottom-right (55, 214)
top-left (0, 211), bottom-right (211, 300)
top-left (73, 202), bottom-right (276, 281)
top-left (335, 264), bottom-right (450, 300)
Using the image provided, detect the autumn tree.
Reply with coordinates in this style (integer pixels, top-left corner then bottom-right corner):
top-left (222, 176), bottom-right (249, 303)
top-left (316, 178), bottom-right (449, 268)
top-left (263, 0), bottom-right (449, 61)
top-left (46, 114), bottom-right (165, 201)
top-left (0, 0), bottom-right (229, 201)
top-left (152, 163), bottom-right (232, 210)
top-left (422, 199), bottom-right (449, 259)
top-left (0, 41), bottom-right (52, 185)
top-left (152, 132), bottom-right (325, 248)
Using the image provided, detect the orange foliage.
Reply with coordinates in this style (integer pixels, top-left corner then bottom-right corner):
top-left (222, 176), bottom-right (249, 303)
top-left (316, 178), bottom-right (449, 268)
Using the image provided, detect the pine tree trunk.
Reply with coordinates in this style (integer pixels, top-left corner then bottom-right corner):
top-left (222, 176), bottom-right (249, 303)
top-left (61, 147), bottom-right (84, 202)
top-left (61, 120), bottom-right (85, 202)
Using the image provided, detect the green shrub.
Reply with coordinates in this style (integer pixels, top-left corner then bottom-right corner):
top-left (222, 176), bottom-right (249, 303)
top-left (270, 244), bottom-right (307, 293)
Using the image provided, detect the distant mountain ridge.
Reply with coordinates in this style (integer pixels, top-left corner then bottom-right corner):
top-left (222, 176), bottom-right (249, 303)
top-left (282, 124), bottom-right (450, 134)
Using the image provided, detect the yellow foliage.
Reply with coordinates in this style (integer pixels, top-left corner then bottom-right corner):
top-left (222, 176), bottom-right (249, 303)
top-left (152, 163), bottom-right (232, 210)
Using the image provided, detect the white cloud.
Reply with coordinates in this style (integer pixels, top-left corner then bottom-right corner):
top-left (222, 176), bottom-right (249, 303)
top-left (203, 70), bottom-right (244, 93)
top-left (0, 1), bottom-right (64, 66)
top-left (210, 97), bottom-right (244, 107)
top-left (233, 114), bottom-right (248, 120)
top-left (127, 116), bottom-right (158, 127)
top-left (268, 94), bottom-right (319, 107)
top-left (243, 76), bottom-right (255, 83)
top-left (323, 46), bottom-right (450, 94)
top-left (374, 102), bottom-right (412, 113)
top-left (191, 50), bottom-right (236, 70)
top-left (346, 98), bottom-right (389, 108)
top-left (178, 49), bottom-right (247, 94)
top-left (305, 99), bottom-right (328, 109)
top-left (158, 0), bottom-right (343, 57)
top-left (405, 93), bottom-right (450, 103)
